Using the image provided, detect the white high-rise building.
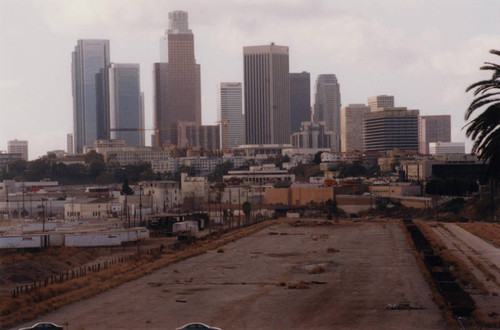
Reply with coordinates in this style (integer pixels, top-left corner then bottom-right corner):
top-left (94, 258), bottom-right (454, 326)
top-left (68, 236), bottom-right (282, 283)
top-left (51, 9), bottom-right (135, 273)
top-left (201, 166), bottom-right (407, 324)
top-left (67, 133), bottom-right (74, 155)
top-left (341, 104), bottom-right (370, 152)
top-left (219, 82), bottom-right (245, 149)
top-left (7, 139), bottom-right (28, 161)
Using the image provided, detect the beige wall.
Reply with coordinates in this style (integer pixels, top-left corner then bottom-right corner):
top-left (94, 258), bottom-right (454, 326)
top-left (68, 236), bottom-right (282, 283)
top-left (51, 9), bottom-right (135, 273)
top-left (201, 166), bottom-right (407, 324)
top-left (264, 187), bottom-right (334, 206)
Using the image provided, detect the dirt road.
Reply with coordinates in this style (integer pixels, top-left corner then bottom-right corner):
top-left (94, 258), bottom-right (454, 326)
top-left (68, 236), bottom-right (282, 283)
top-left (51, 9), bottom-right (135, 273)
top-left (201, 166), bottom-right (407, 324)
top-left (432, 223), bottom-right (500, 316)
top-left (13, 221), bottom-right (445, 330)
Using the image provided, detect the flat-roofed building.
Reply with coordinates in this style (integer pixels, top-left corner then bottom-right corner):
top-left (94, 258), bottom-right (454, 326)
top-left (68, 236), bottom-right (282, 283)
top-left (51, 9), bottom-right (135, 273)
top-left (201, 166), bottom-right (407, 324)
top-left (7, 139), bottom-right (28, 161)
top-left (367, 95), bottom-right (394, 112)
top-left (341, 104), bottom-right (370, 152)
top-left (244, 43), bottom-right (290, 145)
top-left (364, 107), bottom-right (419, 152)
top-left (290, 121), bottom-right (336, 149)
top-left (429, 142), bottom-right (465, 155)
top-left (419, 115), bottom-right (451, 154)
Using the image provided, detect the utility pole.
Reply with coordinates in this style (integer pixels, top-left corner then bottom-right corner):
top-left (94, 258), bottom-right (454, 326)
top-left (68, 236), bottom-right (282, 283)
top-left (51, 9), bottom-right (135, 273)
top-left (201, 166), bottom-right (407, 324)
top-left (139, 184), bottom-right (143, 226)
top-left (5, 185), bottom-right (10, 221)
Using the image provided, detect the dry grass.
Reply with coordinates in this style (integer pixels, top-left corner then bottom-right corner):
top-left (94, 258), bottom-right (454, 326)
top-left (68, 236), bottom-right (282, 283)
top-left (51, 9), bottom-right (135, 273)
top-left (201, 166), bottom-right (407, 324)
top-left (0, 220), bottom-right (278, 329)
top-left (417, 222), bottom-right (488, 293)
top-left (472, 309), bottom-right (500, 328)
top-left (401, 222), bottom-right (459, 329)
top-left (457, 222), bottom-right (500, 247)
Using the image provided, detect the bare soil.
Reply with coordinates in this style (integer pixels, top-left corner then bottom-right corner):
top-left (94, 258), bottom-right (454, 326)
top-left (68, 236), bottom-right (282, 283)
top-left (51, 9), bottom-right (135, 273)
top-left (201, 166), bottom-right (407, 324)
top-left (13, 220), bottom-right (446, 330)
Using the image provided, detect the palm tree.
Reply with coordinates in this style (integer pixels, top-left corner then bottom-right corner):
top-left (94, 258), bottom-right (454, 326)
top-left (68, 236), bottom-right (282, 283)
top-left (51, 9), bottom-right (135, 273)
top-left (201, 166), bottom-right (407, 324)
top-left (465, 49), bottom-right (500, 219)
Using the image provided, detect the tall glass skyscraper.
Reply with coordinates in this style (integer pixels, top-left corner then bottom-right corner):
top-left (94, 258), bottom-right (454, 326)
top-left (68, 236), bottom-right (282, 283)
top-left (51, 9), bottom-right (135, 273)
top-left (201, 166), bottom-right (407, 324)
top-left (218, 82), bottom-right (245, 149)
top-left (244, 43), bottom-right (290, 145)
top-left (154, 11), bottom-right (201, 147)
top-left (108, 63), bottom-right (144, 147)
top-left (72, 39), bottom-right (110, 153)
top-left (313, 74), bottom-right (341, 134)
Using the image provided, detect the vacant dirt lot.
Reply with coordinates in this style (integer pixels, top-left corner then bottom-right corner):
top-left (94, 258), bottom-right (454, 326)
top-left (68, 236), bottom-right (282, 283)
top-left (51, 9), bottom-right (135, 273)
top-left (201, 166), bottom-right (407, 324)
top-left (13, 220), bottom-right (445, 330)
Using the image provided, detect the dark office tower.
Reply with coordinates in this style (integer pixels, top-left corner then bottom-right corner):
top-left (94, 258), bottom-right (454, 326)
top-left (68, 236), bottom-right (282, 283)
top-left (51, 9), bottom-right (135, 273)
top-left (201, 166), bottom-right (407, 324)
top-left (108, 64), bottom-right (144, 147)
top-left (312, 74), bottom-right (341, 135)
top-left (72, 39), bottom-right (110, 153)
top-left (154, 10), bottom-right (201, 147)
top-left (289, 72), bottom-right (311, 134)
top-left (364, 107), bottom-right (419, 152)
top-left (244, 43), bottom-right (290, 145)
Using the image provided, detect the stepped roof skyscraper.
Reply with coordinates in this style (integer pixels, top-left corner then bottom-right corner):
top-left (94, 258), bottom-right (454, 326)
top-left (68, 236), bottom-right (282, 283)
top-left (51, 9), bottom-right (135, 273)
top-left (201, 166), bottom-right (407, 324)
top-left (72, 39), bottom-right (110, 153)
top-left (154, 10), bottom-right (201, 147)
top-left (312, 74), bottom-right (341, 149)
top-left (243, 43), bottom-right (290, 145)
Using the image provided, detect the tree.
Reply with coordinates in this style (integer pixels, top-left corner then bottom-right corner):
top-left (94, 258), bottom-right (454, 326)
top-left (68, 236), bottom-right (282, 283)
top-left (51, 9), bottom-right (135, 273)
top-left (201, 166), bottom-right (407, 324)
top-left (242, 201), bottom-right (252, 224)
top-left (465, 49), bottom-right (500, 219)
top-left (122, 178), bottom-right (134, 195)
top-left (313, 151), bottom-right (323, 165)
top-left (208, 161), bottom-right (233, 182)
top-left (465, 49), bottom-right (500, 183)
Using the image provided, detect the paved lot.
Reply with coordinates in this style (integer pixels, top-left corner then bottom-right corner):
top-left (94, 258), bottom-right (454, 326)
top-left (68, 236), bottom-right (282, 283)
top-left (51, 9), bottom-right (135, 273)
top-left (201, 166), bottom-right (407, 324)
top-left (14, 221), bottom-right (446, 330)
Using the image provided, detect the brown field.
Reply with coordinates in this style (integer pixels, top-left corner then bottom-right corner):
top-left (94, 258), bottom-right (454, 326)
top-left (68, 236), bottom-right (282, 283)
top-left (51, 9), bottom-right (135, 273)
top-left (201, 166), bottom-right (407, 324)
top-left (11, 219), bottom-right (446, 330)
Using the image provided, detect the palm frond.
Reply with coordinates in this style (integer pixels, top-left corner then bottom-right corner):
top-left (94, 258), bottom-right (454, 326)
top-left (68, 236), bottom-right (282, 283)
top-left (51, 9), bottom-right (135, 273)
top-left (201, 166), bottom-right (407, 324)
top-left (465, 98), bottom-right (500, 119)
top-left (465, 79), bottom-right (499, 94)
top-left (489, 49), bottom-right (500, 57)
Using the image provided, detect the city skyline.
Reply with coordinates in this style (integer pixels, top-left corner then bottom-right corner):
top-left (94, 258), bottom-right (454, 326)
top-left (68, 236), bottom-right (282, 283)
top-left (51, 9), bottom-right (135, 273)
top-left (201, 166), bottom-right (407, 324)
top-left (1, 0), bottom-right (500, 158)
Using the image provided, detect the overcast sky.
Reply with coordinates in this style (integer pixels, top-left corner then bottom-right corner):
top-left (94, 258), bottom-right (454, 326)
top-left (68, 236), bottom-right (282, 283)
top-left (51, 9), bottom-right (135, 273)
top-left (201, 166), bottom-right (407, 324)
top-left (1, 0), bottom-right (500, 160)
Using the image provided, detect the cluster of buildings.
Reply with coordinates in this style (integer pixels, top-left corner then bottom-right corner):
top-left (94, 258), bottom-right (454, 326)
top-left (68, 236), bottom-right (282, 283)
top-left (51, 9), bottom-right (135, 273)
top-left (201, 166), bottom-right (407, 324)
top-left (1, 10), bottom-right (465, 168)
top-left (66, 10), bottom-right (463, 159)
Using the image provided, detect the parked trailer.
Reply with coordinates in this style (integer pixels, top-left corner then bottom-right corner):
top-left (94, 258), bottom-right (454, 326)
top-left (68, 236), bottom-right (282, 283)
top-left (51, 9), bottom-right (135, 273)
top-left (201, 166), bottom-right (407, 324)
top-left (65, 233), bottom-right (122, 247)
top-left (22, 223), bottom-right (57, 232)
top-left (137, 228), bottom-right (149, 240)
top-left (0, 235), bottom-right (41, 249)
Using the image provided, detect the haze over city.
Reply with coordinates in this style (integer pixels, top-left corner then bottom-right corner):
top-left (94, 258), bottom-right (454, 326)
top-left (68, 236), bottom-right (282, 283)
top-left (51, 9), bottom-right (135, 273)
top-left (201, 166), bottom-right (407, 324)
top-left (1, 0), bottom-right (500, 159)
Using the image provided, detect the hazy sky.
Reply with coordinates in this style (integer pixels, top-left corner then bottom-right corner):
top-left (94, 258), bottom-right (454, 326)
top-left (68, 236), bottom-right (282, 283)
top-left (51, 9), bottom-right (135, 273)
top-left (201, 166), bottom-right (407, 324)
top-left (1, 0), bottom-right (500, 160)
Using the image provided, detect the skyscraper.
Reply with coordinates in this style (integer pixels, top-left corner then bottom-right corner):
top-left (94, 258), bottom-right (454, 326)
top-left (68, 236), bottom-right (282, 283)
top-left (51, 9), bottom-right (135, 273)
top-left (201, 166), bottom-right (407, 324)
top-left (244, 43), bottom-right (290, 145)
top-left (418, 115), bottom-right (451, 154)
top-left (107, 63), bottom-right (144, 147)
top-left (341, 104), bottom-right (370, 152)
top-left (290, 72), bottom-right (311, 134)
top-left (364, 107), bottom-right (419, 152)
top-left (312, 74), bottom-right (341, 145)
top-left (219, 82), bottom-right (245, 149)
top-left (7, 140), bottom-right (28, 161)
top-left (72, 39), bottom-right (110, 153)
top-left (367, 95), bottom-right (394, 112)
top-left (154, 11), bottom-right (201, 147)
top-left (66, 133), bottom-right (74, 155)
